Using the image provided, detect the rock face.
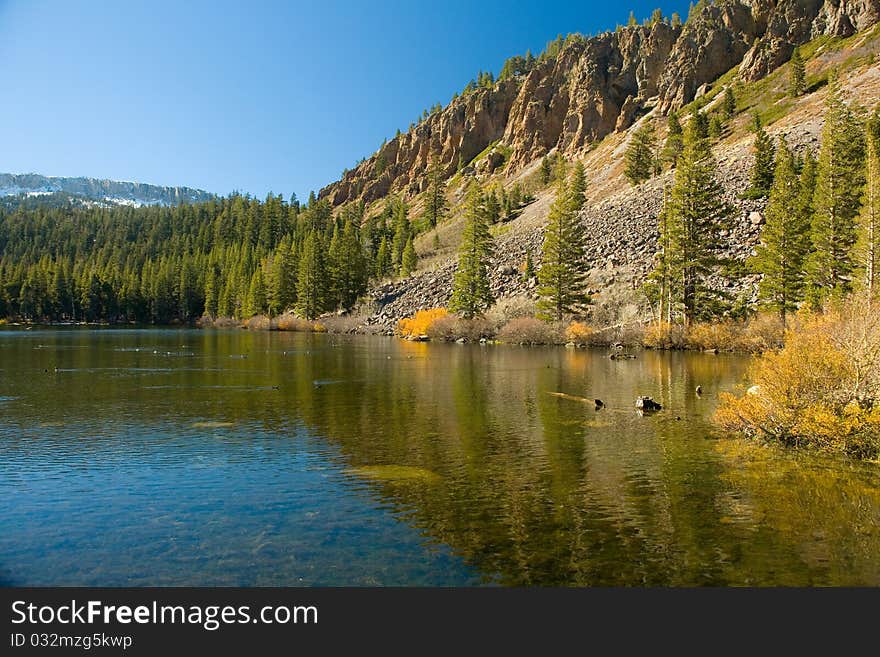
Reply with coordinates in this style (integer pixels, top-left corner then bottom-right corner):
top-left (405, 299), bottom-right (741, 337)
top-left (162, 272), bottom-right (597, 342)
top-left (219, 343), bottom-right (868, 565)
top-left (320, 0), bottom-right (880, 209)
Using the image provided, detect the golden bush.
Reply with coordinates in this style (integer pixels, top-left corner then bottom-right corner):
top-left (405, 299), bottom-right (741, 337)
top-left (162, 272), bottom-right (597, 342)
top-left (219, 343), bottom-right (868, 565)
top-left (643, 321), bottom-right (687, 349)
top-left (714, 296), bottom-right (880, 459)
top-left (396, 308), bottom-right (448, 338)
top-left (565, 321), bottom-right (594, 344)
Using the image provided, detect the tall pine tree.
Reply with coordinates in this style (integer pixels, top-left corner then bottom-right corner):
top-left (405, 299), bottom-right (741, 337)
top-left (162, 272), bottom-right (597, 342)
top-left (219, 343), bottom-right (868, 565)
top-left (805, 76), bottom-right (866, 306)
top-left (750, 137), bottom-right (810, 324)
top-left (450, 183), bottom-right (494, 318)
top-left (625, 123), bottom-right (658, 186)
top-left (856, 108), bottom-right (880, 296)
top-left (537, 162), bottom-right (590, 320)
top-left (656, 114), bottom-right (731, 325)
top-left (790, 46), bottom-right (806, 98)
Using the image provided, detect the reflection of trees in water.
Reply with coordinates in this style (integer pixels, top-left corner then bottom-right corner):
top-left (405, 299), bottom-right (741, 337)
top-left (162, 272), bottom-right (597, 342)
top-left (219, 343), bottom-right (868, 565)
top-left (7, 330), bottom-right (880, 585)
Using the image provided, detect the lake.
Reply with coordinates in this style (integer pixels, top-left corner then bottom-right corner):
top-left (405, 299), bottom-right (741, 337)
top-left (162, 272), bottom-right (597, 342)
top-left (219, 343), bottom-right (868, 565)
top-left (1, 328), bottom-right (878, 586)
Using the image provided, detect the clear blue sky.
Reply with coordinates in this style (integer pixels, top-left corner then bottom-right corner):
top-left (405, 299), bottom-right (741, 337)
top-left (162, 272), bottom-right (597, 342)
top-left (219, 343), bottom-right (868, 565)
top-left (0, 0), bottom-right (690, 199)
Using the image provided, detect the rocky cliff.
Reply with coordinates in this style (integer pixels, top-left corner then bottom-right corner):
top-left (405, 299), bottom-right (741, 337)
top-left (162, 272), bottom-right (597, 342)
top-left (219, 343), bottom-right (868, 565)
top-left (321, 0), bottom-right (879, 208)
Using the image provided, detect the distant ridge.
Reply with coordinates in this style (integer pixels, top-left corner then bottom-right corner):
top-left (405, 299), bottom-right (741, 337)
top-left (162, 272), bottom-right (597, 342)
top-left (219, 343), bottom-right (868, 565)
top-left (0, 172), bottom-right (215, 208)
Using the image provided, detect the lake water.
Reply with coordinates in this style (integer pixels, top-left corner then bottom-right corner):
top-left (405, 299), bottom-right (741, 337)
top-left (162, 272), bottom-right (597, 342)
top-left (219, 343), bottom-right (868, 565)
top-left (1, 328), bottom-right (878, 586)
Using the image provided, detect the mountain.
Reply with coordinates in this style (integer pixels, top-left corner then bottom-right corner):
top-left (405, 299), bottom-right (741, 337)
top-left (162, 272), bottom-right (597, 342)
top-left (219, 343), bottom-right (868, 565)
top-left (321, 0), bottom-right (879, 208)
top-left (0, 173), bottom-right (215, 208)
top-left (340, 0), bottom-right (880, 332)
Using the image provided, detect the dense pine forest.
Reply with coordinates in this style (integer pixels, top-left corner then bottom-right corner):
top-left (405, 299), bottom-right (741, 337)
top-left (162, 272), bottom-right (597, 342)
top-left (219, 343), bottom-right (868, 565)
top-left (0, 191), bottom-right (433, 323)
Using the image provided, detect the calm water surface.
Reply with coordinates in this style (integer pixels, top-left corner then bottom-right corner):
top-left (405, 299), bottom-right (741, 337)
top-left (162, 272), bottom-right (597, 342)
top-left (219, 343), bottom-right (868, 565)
top-left (1, 328), bottom-right (878, 586)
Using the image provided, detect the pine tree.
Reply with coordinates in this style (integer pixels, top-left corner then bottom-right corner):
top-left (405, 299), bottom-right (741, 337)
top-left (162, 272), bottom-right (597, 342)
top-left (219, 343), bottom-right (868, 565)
top-left (645, 186), bottom-right (674, 323)
top-left (663, 111), bottom-right (684, 167)
top-left (424, 157), bottom-right (447, 228)
top-left (722, 87), bottom-right (736, 120)
top-left (856, 108), bottom-right (880, 296)
top-left (450, 183), bottom-right (494, 318)
top-left (690, 108), bottom-right (709, 141)
top-left (750, 137), bottom-right (811, 324)
top-left (658, 116), bottom-right (731, 325)
top-left (746, 114), bottom-right (776, 198)
top-left (268, 239), bottom-right (297, 315)
top-left (390, 199), bottom-right (409, 268)
top-left (805, 76), bottom-right (867, 306)
top-left (296, 230), bottom-right (328, 319)
top-left (537, 162), bottom-right (590, 320)
top-left (625, 123), bottom-right (657, 186)
top-left (539, 156), bottom-right (553, 185)
top-left (375, 236), bottom-right (392, 279)
top-left (708, 115), bottom-right (723, 139)
top-left (204, 264), bottom-right (221, 318)
top-left (244, 267), bottom-right (267, 317)
top-left (334, 218), bottom-right (369, 309)
top-left (523, 253), bottom-right (535, 281)
top-left (401, 236), bottom-right (417, 277)
top-left (484, 188), bottom-right (501, 224)
top-left (790, 46), bottom-right (806, 98)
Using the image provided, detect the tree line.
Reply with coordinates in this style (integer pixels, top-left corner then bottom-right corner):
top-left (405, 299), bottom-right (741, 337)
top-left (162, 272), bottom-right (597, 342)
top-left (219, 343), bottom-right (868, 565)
top-left (0, 189), bottom-right (433, 323)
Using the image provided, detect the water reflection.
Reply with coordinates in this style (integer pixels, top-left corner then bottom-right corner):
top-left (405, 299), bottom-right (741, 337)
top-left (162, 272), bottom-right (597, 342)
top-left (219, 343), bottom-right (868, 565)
top-left (1, 328), bottom-right (878, 585)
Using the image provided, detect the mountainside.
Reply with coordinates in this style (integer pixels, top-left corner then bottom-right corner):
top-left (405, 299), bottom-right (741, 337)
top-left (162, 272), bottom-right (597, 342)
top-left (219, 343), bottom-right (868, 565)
top-left (321, 0), bottom-right (879, 208)
top-left (0, 173), bottom-right (215, 208)
top-left (351, 7), bottom-right (880, 333)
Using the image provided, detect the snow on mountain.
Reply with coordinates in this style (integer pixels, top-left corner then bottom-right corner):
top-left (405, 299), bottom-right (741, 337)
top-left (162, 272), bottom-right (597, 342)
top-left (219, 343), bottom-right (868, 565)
top-left (0, 173), bottom-right (215, 207)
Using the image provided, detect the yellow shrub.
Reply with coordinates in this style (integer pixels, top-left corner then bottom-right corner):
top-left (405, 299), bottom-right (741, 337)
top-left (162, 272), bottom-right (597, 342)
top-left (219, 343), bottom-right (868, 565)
top-left (565, 321), bottom-right (594, 344)
top-left (643, 321), bottom-right (686, 349)
top-left (275, 313), bottom-right (323, 332)
top-left (396, 308), bottom-right (448, 338)
top-left (714, 296), bottom-right (880, 459)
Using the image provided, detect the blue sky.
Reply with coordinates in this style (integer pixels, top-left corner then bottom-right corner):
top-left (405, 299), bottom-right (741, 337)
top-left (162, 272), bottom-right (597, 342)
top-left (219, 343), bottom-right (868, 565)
top-left (0, 0), bottom-right (690, 199)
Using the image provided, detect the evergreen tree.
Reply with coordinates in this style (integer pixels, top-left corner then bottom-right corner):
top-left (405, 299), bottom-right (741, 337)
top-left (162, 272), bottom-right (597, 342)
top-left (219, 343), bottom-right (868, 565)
top-left (539, 156), bottom-right (553, 185)
top-left (746, 114), bottom-right (776, 198)
top-left (689, 108), bottom-right (709, 141)
top-left (805, 77), bottom-right (867, 306)
top-left (424, 157), bottom-right (447, 228)
top-left (375, 236), bottom-right (392, 279)
top-left (790, 46), bottom-right (806, 98)
top-left (708, 115), bottom-right (723, 139)
top-left (204, 264), bottom-right (221, 318)
top-left (334, 218), bottom-right (369, 309)
top-left (656, 116), bottom-right (731, 325)
top-left (537, 162), bottom-right (590, 320)
top-left (523, 252), bottom-right (535, 281)
top-left (484, 188), bottom-right (501, 224)
top-left (750, 137), bottom-right (811, 324)
top-left (722, 86), bottom-right (736, 120)
top-left (401, 236), bottom-right (417, 277)
top-left (645, 186), bottom-right (674, 323)
top-left (268, 239), bottom-right (297, 315)
top-left (663, 111), bottom-right (684, 167)
top-left (450, 183), bottom-right (494, 318)
top-left (625, 123), bottom-right (657, 186)
top-left (390, 198), bottom-right (409, 268)
top-left (856, 108), bottom-right (880, 296)
top-left (245, 267), bottom-right (267, 317)
top-left (296, 230), bottom-right (328, 319)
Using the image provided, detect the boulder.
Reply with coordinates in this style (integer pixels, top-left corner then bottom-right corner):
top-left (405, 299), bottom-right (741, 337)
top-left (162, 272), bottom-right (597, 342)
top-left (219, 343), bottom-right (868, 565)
top-left (635, 396), bottom-right (662, 411)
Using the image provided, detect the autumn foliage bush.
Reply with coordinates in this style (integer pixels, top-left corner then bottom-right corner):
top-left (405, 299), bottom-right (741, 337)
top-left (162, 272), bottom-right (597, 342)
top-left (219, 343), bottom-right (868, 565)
top-left (565, 321), bottom-right (594, 345)
top-left (275, 312), bottom-right (326, 332)
top-left (396, 308), bottom-right (448, 338)
top-left (643, 321), bottom-right (687, 349)
top-left (714, 296), bottom-right (880, 459)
